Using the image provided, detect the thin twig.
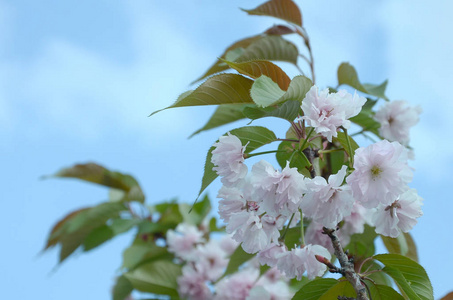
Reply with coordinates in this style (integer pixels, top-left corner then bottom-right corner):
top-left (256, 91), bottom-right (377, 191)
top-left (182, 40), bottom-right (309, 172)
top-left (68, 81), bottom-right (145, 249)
top-left (322, 227), bottom-right (369, 300)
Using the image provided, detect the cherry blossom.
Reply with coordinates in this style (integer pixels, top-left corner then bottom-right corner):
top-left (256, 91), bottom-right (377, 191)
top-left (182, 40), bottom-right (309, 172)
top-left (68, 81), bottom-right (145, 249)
top-left (301, 165), bottom-right (354, 228)
top-left (214, 268), bottom-right (259, 300)
top-left (251, 160), bottom-right (306, 217)
top-left (372, 188), bottom-right (423, 238)
top-left (346, 140), bottom-right (413, 208)
top-left (374, 100), bottom-right (422, 146)
top-left (212, 133), bottom-right (248, 187)
top-left (166, 223), bottom-right (204, 259)
top-left (276, 244), bottom-right (331, 280)
top-left (301, 86), bottom-right (366, 142)
top-left (178, 265), bottom-right (212, 300)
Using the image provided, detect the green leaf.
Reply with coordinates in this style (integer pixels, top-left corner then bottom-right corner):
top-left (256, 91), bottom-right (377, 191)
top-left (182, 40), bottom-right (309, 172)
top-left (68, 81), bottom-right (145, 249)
top-left (334, 132), bottom-right (359, 159)
top-left (150, 202), bottom-right (184, 226)
top-left (82, 225), bottom-right (114, 251)
top-left (82, 218), bottom-right (141, 252)
top-left (319, 280), bottom-right (356, 299)
top-left (243, 99), bottom-right (301, 122)
top-left (198, 126), bottom-right (277, 198)
top-left (366, 283), bottom-right (405, 300)
top-left (350, 110), bottom-right (381, 136)
top-left (122, 242), bottom-right (171, 271)
top-left (292, 278), bottom-right (338, 300)
top-left (112, 275), bottom-right (133, 300)
top-left (344, 224), bottom-right (377, 259)
top-left (242, 0), bottom-right (302, 26)
top-left (282, 226), bottom-right (301, 249)
top-left (124, 260), bottom-right (181, 297)
top-left (337, 62), bottom-right (389, 100)
top-left (223, 59), bottom-right (291, 90)
top-left (195, 34), bottom-right (298, 83)
top-left (251, 75), bottom-right (312, 107)
top-left (363, 80), bottom-right (389, 101)
top-left (276, 141), bottom-right (311, 177)
top-left (151, 74), bottom-right (254, 116)
top-left (381, 232), bottom-right (419, 262)
top-left (49, 163), bottom-right (145, 203)
top-left (360, 260), bottom-right (393, 286)
top-left (374, 254), bottom-right (434, 300)
top-left (44, 208), bottom-right (88, 249)
top-left (189, 104), bottom-right (250, 138)
top-left (179, 194), bottom-right (211, 225)
top-left (220, 245), bottom-right (255, 280)
top-left (45, 202), bottom-right (127, 262)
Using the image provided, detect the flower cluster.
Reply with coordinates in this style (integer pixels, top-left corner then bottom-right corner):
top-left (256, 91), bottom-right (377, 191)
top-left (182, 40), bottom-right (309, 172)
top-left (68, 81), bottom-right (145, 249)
top-left (166, 223), bottom-right (293, 300)
top-left (211, 90), bottom-right (423, 284)
top-left (301, 86), bottom-right (366, 142)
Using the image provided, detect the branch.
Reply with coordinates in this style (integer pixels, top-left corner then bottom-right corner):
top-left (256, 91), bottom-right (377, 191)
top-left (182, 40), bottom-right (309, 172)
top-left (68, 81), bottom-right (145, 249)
top-left (322, 227), bottom-right (369, 300)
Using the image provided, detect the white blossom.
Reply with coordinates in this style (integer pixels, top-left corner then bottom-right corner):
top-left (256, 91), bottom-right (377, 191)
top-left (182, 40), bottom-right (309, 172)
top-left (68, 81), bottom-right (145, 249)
top-left (178, 265), bottom-right (212, 300)
top-left (302, 244), bottom-right (332, 279)
top-left (257, 243), bottom-right (287, 267)
top-left (219, 235), bottom-right (240, 256)
top-left (226, 210), bottom-right (280, 254)
top-left (301, 86), bottom-right (366, 142)
top-left (346, 140), bottom-right (413, 208)
top-left (192, 241), bottom-right (229, 281)
top-left (276, 244), bottom-right (331, 280)
top-left (301, 165), bottom-right (354, 228)
top-left (341, 202), bottom-right (368, 236)
top-left (251, 160), bottom-right (306, 217)
top-left (166, 224), bottom-right (204, 259)
top-left (374, 100), bottom-right (422, 146)
top-left (217, 185), bottom-right (246, 222)
top-left (252, 276), bottom-right (294, 300)
top-left (372, 188), bottom-right (423, 238)
top-left (212, 133), bottom-right (248, 187)
top-left (214, 268), bottom-right (259, 300)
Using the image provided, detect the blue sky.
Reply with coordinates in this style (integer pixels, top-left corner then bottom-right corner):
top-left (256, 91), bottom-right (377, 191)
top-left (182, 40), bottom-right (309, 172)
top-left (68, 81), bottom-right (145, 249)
top-left (2, 0), bottom-right (453, 299)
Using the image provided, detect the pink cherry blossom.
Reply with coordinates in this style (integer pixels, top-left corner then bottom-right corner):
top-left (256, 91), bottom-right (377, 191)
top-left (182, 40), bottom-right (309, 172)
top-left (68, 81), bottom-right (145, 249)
top-left (276, 244), bottom-right (331, 280)
top-left (258, 243), bottom-right (287, 267)
top-left (372, 188), bottom-right (423, 238)
top-left (341, 202), bottom-right (368, 236)
top-left (301, 165), bottom-right (354, 228)
top-left (192, 241), bottom-right (229, 281)
top-left (178, 265), bottom-right (212, 300)
top-left (211, 133), bottom-right (248, 187)
top-left (346, 140), bottom-right (413, 208)
top-left (374, 100), bottom-right (422, 146)
top-left (217, 185), bottom-right (246, 222)
top-left (301, 86), bottom-right (366, 142)
top-left (251, 160), bottom-right (306, 217)
top-left (226, 209), bottom-right (285, 254)
top-left (166, 223), bottom-right (204, 259)
top-left (214, 268), bottom-right (259, 300)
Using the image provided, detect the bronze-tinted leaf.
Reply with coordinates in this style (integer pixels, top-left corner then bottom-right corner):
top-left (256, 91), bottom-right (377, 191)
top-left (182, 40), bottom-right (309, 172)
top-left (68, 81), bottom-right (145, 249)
top-left (151, 74), bottom-right (254, 116)
top-left (223, 59), bottom-right (291, 90)
top-left (242, 0), bottom-right (302, 26)
top-left (195, 35), bottom-right (298, 83)
top-left (51, 163), bottom-right (145, 203)
top-left (265, 24), bottom-right (296, 35)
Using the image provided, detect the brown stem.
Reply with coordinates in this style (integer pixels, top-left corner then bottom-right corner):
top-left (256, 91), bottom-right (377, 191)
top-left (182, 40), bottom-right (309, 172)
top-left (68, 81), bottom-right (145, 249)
top-left (322, 227), bottom-right (369, 300)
